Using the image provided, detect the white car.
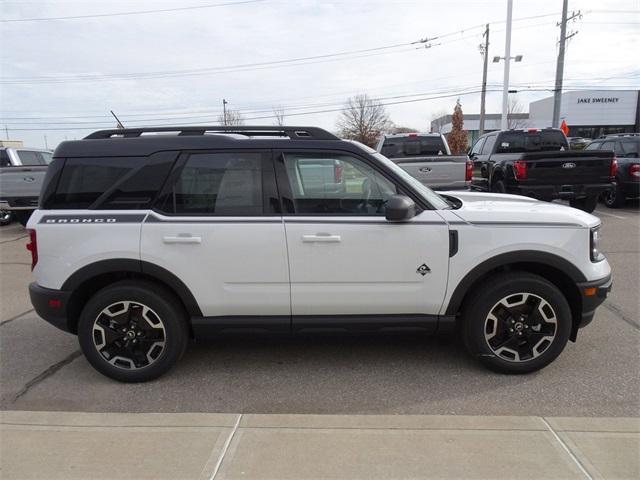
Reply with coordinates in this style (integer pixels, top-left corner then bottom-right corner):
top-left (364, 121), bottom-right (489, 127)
top-left (27, 126), bottom-right (612, 382)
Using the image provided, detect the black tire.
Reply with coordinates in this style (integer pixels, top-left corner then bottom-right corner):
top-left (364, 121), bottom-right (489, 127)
top-left (491, 179), bottom-right (507, 194)
top-left (14, 210), bottom-right (32, 227)
top-left (461, 272), bottom-right (571, 374)
top-left (77, 280), bottom-right (188, 382)
top-left (569, 196), bottom-right (597, 213)
top-left (0, 210), bottom-right (12, 226)
top-left (602, 183), bottom-right (626, 208)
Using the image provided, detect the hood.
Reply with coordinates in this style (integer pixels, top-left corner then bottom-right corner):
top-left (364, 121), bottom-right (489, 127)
top-left (439, 190), bottom-right (601, 228)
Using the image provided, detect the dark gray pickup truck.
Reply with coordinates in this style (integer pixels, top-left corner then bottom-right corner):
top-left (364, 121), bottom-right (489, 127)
top-left (469, 128), bottom-right (615, 212)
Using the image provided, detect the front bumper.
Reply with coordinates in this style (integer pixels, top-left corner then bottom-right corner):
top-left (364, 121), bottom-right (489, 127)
top-left (576, 274), bottom-right (612, 329)
top-left (509, 182), bottom-right (614, 201)
top-left (29, 282), bottom-right (73, 333)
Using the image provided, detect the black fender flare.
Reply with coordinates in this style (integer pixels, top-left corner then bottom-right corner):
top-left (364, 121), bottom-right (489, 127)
top-left (444, 250), bottom-right (586, 316)
top-left (61, 259), bottom-right (202, 317)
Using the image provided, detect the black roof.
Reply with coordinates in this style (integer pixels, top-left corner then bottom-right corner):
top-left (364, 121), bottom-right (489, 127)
top-left (54, 126), bottom-right (355, 158)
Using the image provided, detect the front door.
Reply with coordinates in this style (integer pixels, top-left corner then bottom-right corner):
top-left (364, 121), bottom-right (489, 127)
top-left (140, 150), bottom-right (290, 328)
top-left (275, 150), bottom-right (450, 330)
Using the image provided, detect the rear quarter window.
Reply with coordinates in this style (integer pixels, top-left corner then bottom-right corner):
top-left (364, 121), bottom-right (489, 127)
top-left (48, 152), bottom-right (176, 210)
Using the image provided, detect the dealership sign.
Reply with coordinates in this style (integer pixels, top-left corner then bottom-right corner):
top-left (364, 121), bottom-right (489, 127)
top-left (577, 97), bottom-right (619, 104)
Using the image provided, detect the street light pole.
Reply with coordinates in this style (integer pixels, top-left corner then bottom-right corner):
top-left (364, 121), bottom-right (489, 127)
top-left (501, 0), bottom-right (513, 131)
top-left (222, 99), bottom-right (228, 126)
top-left (479, 24), bottom-right (490, 137)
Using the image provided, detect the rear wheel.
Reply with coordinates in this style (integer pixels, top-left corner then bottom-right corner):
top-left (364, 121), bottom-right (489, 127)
top-left (462, 272), bottom-right (571, 374)
top-left (569, 196), bottom-right (597, 213)
top-left (14, 211), bottom-right (32, 227)
top-left (602, 183), bottom-right (626, 208)
top-left (491, 179), bottom-right (507, 194)
top-left (77, 280), bottom-right (188, 382)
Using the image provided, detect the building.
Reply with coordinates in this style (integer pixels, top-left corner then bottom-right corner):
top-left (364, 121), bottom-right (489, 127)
top-left (431, 89), bottom-right (640, 146)
top-left (529, 89), bottom-right (640, 139)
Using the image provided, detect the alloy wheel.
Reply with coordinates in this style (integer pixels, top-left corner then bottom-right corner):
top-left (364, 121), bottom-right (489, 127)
top-left (484, 293), bottom-right (557, 362)
top-left (92, 301), bottom-right (166, 370)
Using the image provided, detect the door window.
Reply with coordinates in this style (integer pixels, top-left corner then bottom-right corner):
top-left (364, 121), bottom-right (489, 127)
top-left (282, 153), bottom-right (397, 215)
top-left (159, 152), bottom-right (265, 216)
top-left (584, 141), bottom-right (603, 151)
top-left (481, 135), bottom-right (496, 154)
top-left (470, 137), bottom-right (486, 156)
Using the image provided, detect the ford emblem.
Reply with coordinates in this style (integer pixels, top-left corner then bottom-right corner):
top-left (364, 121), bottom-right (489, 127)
top-left (562, 162), bottom-right (576, 169)
top-left (419, 167), bottom-right (432, 174)
top-left (22, 176), bottom-right (36, 183)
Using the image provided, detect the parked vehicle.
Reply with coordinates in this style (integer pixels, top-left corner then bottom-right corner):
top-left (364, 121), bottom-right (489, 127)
top-left (28, 126), bottom-right (611, 382)
top-left (468, 128), bottom-right (616, 213)
top-left (584, 133), bottom-right (639, 208)
top-left (567, 137), bottom-right (590, 151)
top-left (375, 132), bottom-right (471, 190)
top-left (0, 147), bottom-right (52, 226)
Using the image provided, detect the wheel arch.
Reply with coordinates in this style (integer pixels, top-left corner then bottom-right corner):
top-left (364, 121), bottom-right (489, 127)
top-left (445, 251), bottom-right (586, 341)
top-left (62, 259), bottom-right (202, 334)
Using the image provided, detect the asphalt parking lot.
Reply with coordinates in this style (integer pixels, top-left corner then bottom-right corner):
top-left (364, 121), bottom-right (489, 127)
top-left (1, 202), bottom-right (638, 416)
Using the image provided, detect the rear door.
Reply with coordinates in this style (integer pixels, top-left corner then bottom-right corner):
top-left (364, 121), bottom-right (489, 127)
top-left (472, 133), bottom-right (496, 190)
top-left (276, 149), bottom-right (450, 330)
top-left (140, 150), bottom-right (290, 324)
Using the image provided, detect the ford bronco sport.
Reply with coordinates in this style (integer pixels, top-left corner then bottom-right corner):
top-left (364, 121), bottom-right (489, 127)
top-left (28, 126), bottom-right (612, 382)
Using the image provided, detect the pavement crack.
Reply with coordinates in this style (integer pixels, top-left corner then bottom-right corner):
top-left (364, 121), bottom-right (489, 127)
top-left (603, 301), bottom-right (640, 331)
top-left (0, 234), bottom-right (28, 245)
top-left (12, 350), bottom-right (82, 402)
top-left (0, 309), bottom-right (34, 326)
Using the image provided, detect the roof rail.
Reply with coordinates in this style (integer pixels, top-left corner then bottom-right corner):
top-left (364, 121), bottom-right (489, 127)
top-left (84, 125), bottom-right (339, 141)
top-left (602, 132), bottom-right (640, 138)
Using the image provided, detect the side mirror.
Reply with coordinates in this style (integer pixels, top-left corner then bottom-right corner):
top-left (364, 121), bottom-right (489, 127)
top-left (385, 194), bottom-right (416, 222)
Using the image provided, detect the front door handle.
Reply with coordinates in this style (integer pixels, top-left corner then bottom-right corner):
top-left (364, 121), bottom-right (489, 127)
top-left (163, 234), bottom-right (202, 244)
top-left (302, 233), bottom-right (341, 243)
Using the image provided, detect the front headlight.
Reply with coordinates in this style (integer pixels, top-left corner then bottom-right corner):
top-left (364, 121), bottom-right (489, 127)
top-left (590, 226), bottom-right (605, 262)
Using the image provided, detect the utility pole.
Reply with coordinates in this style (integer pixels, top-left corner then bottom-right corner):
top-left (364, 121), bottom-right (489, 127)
top-left (222, 99), bottom-right (228, 126)
top-left (478, 24), bottom-right (490, 136)
top-left (44, 135), bottom-right (48, 149)
top-left (4, 125), bottom-right (8, 140)
top-left (552, 0), bottom-right (580, 128)
top-left (500, 0), bottom-right (513, 131)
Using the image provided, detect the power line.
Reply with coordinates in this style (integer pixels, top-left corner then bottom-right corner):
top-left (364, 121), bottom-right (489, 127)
top-left (0, 0), bottom-right (264, 23)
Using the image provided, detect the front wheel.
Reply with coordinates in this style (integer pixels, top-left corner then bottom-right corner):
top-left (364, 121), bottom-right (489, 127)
top-left (569, 196), bottom-right (597, 213)
top-left (77, 280), bottom-right (188, 382)
top-left (0, 210), bottom-right (12, 226)
top-left (462, 272), bottom-right (571, 374)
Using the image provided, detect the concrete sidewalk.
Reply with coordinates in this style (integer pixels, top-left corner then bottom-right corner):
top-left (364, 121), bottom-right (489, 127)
top-left (1, 411), bottom-right (638, 479)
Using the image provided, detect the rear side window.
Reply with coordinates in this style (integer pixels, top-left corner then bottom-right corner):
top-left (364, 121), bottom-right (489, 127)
top-left (620, 141), bottom-right (639, 156)
top-left (381, 136), bottom-right (446, 158)
top-left (495, 131), bottom-right (568, 153)
top-left (158, 152), bottom-right (265, 216)
top-left (49, 153), bottom-right (176, 210)
top-left (481, 135), bottom-right (496, 154)
top-left (16, 150), bottom-right (50, 165)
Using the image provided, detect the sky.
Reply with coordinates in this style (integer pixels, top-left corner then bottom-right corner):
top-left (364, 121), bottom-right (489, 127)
top-left (1, 0), bottom-right (639, 149)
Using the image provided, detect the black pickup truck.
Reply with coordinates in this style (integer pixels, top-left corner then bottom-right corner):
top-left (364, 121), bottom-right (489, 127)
top-left (468, 128), bottom-right (615, 212)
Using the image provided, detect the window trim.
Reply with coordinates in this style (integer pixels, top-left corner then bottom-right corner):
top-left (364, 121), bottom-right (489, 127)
top-left (273, 148), bottom-right (426, 216)
top-left (152, 149), bottom-right (279, 217)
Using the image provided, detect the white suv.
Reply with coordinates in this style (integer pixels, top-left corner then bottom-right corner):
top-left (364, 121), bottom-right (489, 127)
top-left (27, 126), bottom-right (612, 382)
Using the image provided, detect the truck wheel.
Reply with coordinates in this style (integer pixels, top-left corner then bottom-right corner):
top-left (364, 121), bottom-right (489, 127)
top-left (602, 184), bottom-right (626, 208)
top-left (0, 210), bottom-right (12, 226)
top-left (569, 196), bottom-right (597, 213)
top-left (461, 272), bottom-right (571, 374)
top-left (14, 211), bottom-right (32, 227)
top-left (491, 179), bottom-right (506, 193)
top-left (77, 280), bottom-right (188, 383)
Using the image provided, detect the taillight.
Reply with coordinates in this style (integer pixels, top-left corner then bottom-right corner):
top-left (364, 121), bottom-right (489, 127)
top-left (465, 159), bottom-right (473, 182)
top-left (26, 229), bottom-right (37, 270)
top-left (629, 163), bottom-right (640, 180)
top-left (334, 163), bottom-right (343, 183)
top-left (513, 160), bottom-right (527, 180)
top-left (610, 157), bottom-right (618, 177)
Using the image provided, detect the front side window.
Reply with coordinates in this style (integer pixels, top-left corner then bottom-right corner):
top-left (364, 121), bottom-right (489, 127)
top-left (283, 153), bottom-right (397, 215)
top-left (470, 137), bottom-right (486, 155)
top-left (160, 152), bottom-right (265, 215)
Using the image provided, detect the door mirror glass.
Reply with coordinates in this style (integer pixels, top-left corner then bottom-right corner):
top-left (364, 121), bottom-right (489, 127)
top-left (385, 194), bottom-right (416, 222)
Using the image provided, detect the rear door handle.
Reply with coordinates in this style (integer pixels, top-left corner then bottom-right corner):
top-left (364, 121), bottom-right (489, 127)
top-left (302, 233), bottom-right (341, 243)
top-left (162, 234), bottom-right (202, 244)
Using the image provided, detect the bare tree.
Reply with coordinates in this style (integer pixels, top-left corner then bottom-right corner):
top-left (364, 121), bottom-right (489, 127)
top-left (429, 109), bottom-right (449, 133)
top-left (336, 94), bottom-right (392, 147)
top-left (507, 98), bottom-right (528, 129)
top-left (217, 109), bottom-right (245, 126)
top-left (391, 125), bottom-right (419, 134)
top-left (272, 106), bottom-right (286, 126)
